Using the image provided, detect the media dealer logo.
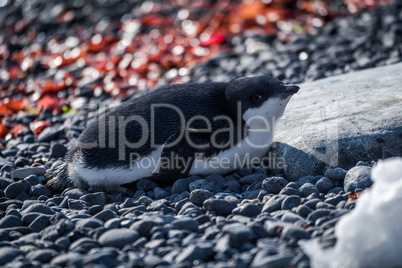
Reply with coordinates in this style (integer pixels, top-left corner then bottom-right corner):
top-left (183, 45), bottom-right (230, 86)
top-left (129, 151), bottom-right (286, 174)
top-left (64, 100), bottom-right (340, 169)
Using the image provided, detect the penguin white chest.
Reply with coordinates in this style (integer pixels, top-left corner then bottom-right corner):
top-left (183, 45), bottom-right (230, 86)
top-left (189, 96), bottom-right (290, 175)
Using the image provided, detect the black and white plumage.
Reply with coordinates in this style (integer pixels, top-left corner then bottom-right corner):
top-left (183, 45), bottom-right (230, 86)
top-left (47, 76), bottom-right (299, 193)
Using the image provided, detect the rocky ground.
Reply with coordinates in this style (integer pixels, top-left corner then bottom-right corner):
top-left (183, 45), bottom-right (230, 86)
top-left (1, 0), bottom-right (402, 267)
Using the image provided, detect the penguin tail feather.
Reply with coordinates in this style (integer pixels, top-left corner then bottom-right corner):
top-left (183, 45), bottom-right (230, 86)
top-left (46, 161), bottom-right (73, 194)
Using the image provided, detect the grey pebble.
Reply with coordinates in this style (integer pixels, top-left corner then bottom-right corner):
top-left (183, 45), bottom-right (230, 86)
top-left (240, 174), bottom-right (267, 185)
top-left (307, 209), bottom-right (332, 225)
top-left (296, 205), bottom-right (312, 218)
top-left (26, 249), bottom-right (58, 263)
top-left (203, 198), bottom-right (237, 216)
top-left (64, 188), bottom-right (90, 199)
top-left (93, 209), bottom-right (116, 222)
top-left (303, 198), bottom-right (321, 209)
top-left (69, 237), bottom-right (100, 253)
top-left (4, 181), bottom-right (31, 199)
top-left (171, 218), bottom-right (199, 232)
top-left (98, 228), bottom-right (139, 249)
top-left (29, 184), bottom-right (52, 197)
top-left (22, 212), bottom-right (45, 225)
top-left (175, 244), bottom-right (214, 263)
top-left (5, 209), bottom-right (21, 218)
top-left (88, 205), bottom-right (103, 215)
top-left (189, 189), bottom-right (214, 206)
top-left (189, 179), bottom-right (208, 191)
top-left (49, 143), bottom-right (68, 159)
top-left (324, 167), bottom-right (347, 181)
top-left (328, 187), bottom-right (344, 195)
top-left (172, 176), bottom-right (199, 194)
top-left (0, 177), bottom-right (13, 190)
top-left (325, 195), bottom-right (347, 206)
top-left (262, 195), bottom-right (286, 213)
top-left (299, 183), bottom-right (319, 197)
top-left (223, 223), bottom-right (253, 244)
top-left (251, 251), bottom-right (295, 268)
top-left (76, 218), bottom-right (104, 229)
top-left (21, 203), bottom-right (55, 215)
top-left (55, 236), bottom-right (70, 250)
top-left (281, 195), bottom-right (301, 210)
top-left (281, 211), bottom-right (306, 224)
top-left (105, 218), bottom-right (121, 229)
top-left (315, 177), bottom-right (334, 193)
top-left (279, 187), bottom-right (301, 196)
top-left (24, 175), bottom-right (42, 186)
top-left (29, 214), bottom-right (50, 232)
top-left (262, 177), bottom-right (288, 194)
top-left (0, 215), bottom-right (23, 228)
top-left (138, 195), bottom-right (154, 206)
top-left (0, 247), bottom-right (24, 266)
top-left (68, 199), bottom-right (88, 210)
top-left (232, 203), bottom-right (261, 217)
top-left (344, 166), bottom-right (372, 193)
top-left (282, 226), bottom-right (310, 240)
top-left (11, 167), bottom-right (46, 180)
top-left (83, 250), bottom-right (119, 267)
top-left (50, 252), bottom-right (83, 266)
top-left (154, 187), bottom-right (170, 199)
top-left (80, 192), bottom-right (107, 206)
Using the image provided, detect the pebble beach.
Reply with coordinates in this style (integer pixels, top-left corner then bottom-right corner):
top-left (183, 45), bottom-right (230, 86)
top-left (1, 1), bottom-right (402, 267)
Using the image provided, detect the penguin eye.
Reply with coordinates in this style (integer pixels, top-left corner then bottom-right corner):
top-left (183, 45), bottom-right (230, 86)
top-left (253, 95), bottom-right (262, 102)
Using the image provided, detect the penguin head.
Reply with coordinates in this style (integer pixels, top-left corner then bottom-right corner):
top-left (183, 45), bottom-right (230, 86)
top-left (225, 76), bottom-right (299, 127)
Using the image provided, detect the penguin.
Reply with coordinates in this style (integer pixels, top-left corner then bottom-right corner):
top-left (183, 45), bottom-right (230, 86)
top-left (46, 76), bottom-right (299, 193)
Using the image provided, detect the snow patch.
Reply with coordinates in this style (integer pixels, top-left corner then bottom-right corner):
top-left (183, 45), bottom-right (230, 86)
top-left (302, 157), bottom-right (402, 268)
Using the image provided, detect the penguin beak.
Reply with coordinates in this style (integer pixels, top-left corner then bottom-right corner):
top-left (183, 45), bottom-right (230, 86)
top-left (278, 85), bottom-right (299, 99)
top-left (284, 85), bottom-right (300, 94)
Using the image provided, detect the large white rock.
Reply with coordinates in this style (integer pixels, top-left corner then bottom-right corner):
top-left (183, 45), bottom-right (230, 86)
top-left (270, 63), bottom-right (402, 179)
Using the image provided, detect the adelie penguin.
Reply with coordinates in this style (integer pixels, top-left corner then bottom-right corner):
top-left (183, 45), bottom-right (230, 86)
top-left (47, 76), bottom-right (299, 193)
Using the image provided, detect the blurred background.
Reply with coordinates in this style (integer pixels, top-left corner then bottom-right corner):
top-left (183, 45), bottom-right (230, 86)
top-left (0, 0), bottom-right (400, 139)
